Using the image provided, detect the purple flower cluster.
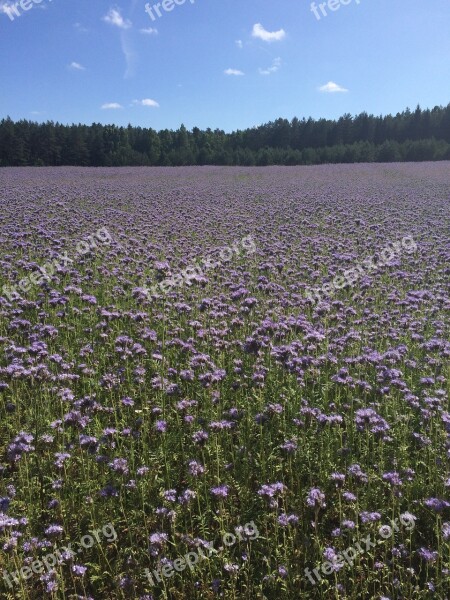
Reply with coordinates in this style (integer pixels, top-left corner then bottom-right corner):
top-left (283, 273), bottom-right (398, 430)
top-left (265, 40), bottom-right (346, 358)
top-left (0, 164), bottom-right (448, 598)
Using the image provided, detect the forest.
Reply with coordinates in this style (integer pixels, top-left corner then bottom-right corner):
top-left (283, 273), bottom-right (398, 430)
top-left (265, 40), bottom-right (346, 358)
top-left (1, 103), bottom-right (450, 166)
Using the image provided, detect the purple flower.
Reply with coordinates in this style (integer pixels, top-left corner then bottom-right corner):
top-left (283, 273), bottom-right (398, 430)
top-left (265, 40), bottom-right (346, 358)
top-left (306, 487), bottom-right (326, 509)
top-left (163, 489), bottom-right (177, 503)
top-left (360, 511), bottom-right (382, 524)
top-left (382, 472), bottom-right (403, 486)
top-left (424, 498), bottom-right (450, 512)
top-left (355, 408), bottom-right (390, 436)
top-left (99, 484), bottom-right (119, 498)
top-left (331, 528), bottom-right (341, 537)
top-left (45, 524), bottom-right (64, 537)
top-left (330, 472), bottom-right (346, 484)
top-left (417, 547), bottom-right (438, 563)
top-left (178, 489), bottom-right (196, 505)
top-left (0, 497), bottom-right (10, 512)
top-left (7, 432), bottom-right (34, 462)
top-left (210, 485), bottom-right (229, 498)
top-left (72, 564), bottom-right (87, 576)
top-left (79, 435), bottom-right (98, 450)
top-left (192, 430), bottom-right (209, 445)
top-left (280, 439), bottom-right (298, 453)
top-left (347, 464), bottom-right (368, 483)
top-left (0, 514), bottom-right (20, 532)
top-left (109, 458), bottom-right (129, 475)
top-left (258, 483), bottom-right (286, 500)
top-left (54, 453), bottom-right (71, 468)
top-left (277, 513), bottom-right (299, 527)
top-left (149, 532), bottom-right (168, 557)
top-left (323, 546), bottom-right (337, 562)
top-left (278, 565), bottom-right (288, 579)
top-left (188, 460), bottom-right (205, 476)
top-left (119, 575), bottom-right (134, 588)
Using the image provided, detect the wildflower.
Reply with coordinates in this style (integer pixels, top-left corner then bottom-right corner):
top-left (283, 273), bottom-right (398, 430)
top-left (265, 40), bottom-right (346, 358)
top-left (45, 524), bottom-right (64, 537)
top-left (424, 498), bottom-right (450, 512)
top-left (210, 485), bottom-right (229, 498)
top-left (306, 487), bottom-right (326, 509)
top-left (360, 511), bottom-right (382, 524)
top-left (108, 458), bottom-right (129, 475)
top-left (155, 420), bottom-right (167, 433)
top-left (72, 564), bottom-right (87, 576)
top-left (188, 460), bottom-right (205, 476)
top-left (417, 547), bottom-right (438, 563)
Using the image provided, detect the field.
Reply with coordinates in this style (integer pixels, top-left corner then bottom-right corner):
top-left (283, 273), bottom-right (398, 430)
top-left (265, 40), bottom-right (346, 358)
top-left (0, 163), bottom-right (449, 600)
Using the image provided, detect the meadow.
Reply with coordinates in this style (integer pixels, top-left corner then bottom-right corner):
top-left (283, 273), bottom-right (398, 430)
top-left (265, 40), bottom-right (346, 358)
top-left (0, 163), bottom-right (449, 599)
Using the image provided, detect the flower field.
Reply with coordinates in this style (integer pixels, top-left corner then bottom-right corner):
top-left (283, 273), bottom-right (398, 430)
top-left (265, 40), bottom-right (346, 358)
top-left (0, 163), bottom-right (449, 599)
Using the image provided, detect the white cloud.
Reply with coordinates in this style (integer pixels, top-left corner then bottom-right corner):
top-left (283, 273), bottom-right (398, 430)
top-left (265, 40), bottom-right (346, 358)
top-left (74, 22), bottom-right (89, 33)
top-left (259, 57), bottom-right (281, 76)
top-left (69, 62), bottom-right (86, 71)
top-left (102, 8), bottom-right (131, 30)
top-left (235, 39), bottom-right (243, 49)
top-left (224, 68), bottom-right (244, 76)
top-left (101, 103), bottom-right (124, 109)
top-left (252, 23), bottom-right (286, 43)
top-left (132, 98), bottom-right (160, 107)
top-left (318, 81), bottom-right (349, 93)
top-left (140, 27), bottom-right (158, 35)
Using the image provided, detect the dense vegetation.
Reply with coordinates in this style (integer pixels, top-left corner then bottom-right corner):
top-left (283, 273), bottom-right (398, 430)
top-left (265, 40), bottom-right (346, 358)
top-left (1, 103), bottom-right (450, 166)
top-left (0, 164), bottom-right (449, 599)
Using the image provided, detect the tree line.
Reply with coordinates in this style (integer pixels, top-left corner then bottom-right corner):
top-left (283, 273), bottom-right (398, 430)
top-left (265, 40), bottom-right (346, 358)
top-left (1, 104), bottom-right (450, 167)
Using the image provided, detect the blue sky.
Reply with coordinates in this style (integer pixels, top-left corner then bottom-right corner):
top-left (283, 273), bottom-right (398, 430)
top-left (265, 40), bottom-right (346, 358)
top-left (1, 0), bottom-right (449, 132)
